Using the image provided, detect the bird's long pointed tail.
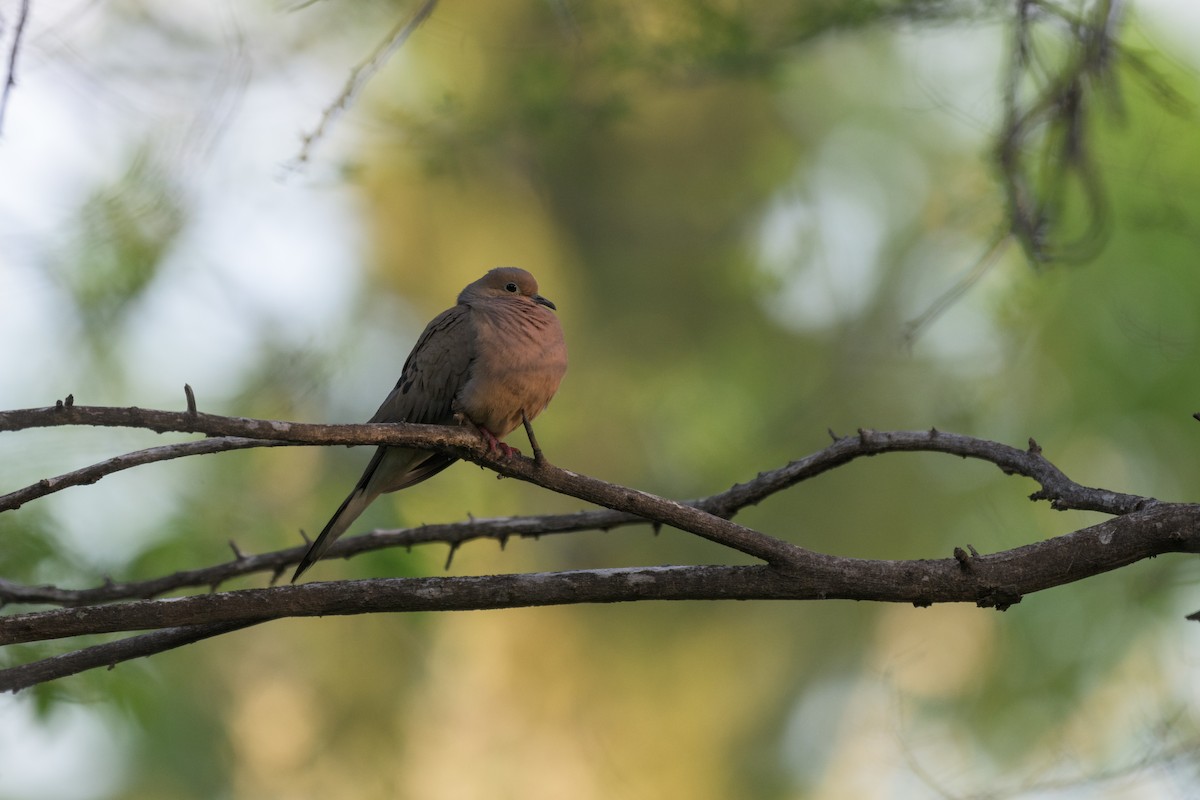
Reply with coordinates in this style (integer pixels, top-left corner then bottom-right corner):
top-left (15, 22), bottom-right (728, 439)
top-left (292, 487), bottom-right (377, 581)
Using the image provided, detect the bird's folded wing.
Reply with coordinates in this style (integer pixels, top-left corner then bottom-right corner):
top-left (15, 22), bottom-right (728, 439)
top-left (370, 304), bottom-right (475, 426)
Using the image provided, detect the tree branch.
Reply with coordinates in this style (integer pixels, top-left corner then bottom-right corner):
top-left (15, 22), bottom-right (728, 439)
top-left (0, 404), bottom-right (1154, 521)
top-left (0, 402), bottom-right (816, 566)
top-left (4, 501), bottom-right (1199, 649)
top-left (0, 509), bottom-right (644, 605)
top-left (2, 401), bottom-right (1197, 691)
top-left (290, 0), bottom-right (438, 166)
top-left (0, 620), bottom-right (263, 693)
top-left (0, 0), bottom-right (30, 136)
top-left (0, 436), bottom-right (294, 512)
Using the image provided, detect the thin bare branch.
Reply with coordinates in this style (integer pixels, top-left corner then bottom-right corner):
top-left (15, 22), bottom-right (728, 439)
top-left (913, 0), bottom-right (1141, 336)
top-left (290, 0), bottom-right (438, 166)
top-left (747, 428), bottom-right (1156, 516)
top-left (0, 509), bottom-right (643, 605)
top-left (0, 436), bottom-right (294, 512)
top-left (0, 620), bottom-right (262, 693)
top-left (903, 231), bottom-right (1012, 345)
top-left (0, 406), bottom-right (1156, 517)
top-left (997, 0), bottom-right (1125, 266)
top-left (0, 0), bottom-right (30, 136)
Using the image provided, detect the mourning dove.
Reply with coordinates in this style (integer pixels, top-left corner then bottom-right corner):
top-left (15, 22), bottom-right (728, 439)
top-left (292, 267), bottom-right (567, 581)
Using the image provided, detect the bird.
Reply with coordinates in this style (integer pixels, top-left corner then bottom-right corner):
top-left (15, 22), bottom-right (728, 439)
top-left (292, 267), bottom-right (568, 581)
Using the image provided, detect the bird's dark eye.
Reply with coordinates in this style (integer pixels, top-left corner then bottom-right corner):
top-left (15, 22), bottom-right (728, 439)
top-left (505, 282), bottom-right (519, 293)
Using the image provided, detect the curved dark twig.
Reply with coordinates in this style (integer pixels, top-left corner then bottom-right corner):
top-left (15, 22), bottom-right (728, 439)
top-left (0, 437), bottom-right (294, 512)
top-left (0, 620), bottom-right (263, 693)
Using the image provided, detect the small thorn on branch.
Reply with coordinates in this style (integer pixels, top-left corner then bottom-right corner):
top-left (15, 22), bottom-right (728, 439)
top-left (827, 428), bottom-right (839, 442)
top-left (65, 394), bottom-right (74, 407)
top-left (1027, 437), bottom-right (1042, 455)
top-left (977, 586), bottom-right (1022, 611)
top-left (229, 540), bottom-right (247, 561)
top-left (298, 529), bottom-right (311, 545)
top-left (953, 547), bottom-right (973, 571)
top-left (184, 384), bottom-right (197, 417)
top-left (444, 541), bottom-right (459, 570)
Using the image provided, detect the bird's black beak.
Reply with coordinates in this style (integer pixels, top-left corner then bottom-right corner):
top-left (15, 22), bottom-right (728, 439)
top-left (534, 294), bottom-right (557, 311)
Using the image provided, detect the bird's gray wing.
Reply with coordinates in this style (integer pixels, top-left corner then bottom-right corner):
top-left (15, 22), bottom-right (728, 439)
top-left (291, 305), bottom-right (476, 581)
top-left (361, 304), bottom-right (476, 495)
top-left (370, 304), bottom-right (475, 426)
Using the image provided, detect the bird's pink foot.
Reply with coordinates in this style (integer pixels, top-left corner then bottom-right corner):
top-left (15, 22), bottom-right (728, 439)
top-left (479, 426), bottom-right (520, 458)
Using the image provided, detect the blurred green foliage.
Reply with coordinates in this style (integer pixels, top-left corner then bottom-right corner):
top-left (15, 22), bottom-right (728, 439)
top-left (52, 149), bottom-right (185, 373)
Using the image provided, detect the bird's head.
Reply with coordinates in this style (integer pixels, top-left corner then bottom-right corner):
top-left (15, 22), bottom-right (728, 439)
top-left (459, 267), bottom-right (557, 311)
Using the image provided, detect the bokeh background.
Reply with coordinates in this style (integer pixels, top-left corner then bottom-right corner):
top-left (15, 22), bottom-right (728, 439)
top-left (3, 0), bottom-right (1200, 797)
